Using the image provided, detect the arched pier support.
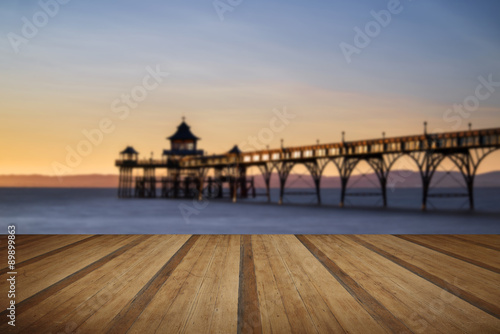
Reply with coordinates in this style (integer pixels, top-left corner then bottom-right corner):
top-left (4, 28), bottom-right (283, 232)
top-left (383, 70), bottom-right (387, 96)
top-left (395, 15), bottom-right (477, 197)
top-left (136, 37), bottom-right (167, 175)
top-left (331, 153), bottom-right (401, 208)
top-left (272, 160), bottom-right (326, 205)
top-left (303, 160), bottom-right (325, 205)
top-left (276, 162), bottom-right (294, 205)
top-left (409, 151), bottom-right (447, 211)
top-left (258, 163), bottom-right (273, 203)
top-left (447, 147), bottom-right (498, 210)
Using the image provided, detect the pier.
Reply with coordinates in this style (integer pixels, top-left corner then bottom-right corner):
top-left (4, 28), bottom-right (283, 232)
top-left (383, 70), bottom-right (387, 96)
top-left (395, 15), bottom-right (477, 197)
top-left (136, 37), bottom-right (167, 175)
top-left (116, 119), bottom-right (500, 210)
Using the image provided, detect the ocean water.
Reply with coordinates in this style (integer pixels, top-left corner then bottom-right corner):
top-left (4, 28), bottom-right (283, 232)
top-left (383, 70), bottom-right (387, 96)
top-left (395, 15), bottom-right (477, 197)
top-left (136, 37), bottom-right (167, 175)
top-left (0, 188), bottom-right (499, 234)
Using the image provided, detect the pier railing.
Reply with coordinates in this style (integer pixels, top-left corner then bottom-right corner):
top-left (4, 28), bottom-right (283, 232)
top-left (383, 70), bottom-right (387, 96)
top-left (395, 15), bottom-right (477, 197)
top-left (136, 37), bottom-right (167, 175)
top-left (179, 128), bottom-right (500, 168)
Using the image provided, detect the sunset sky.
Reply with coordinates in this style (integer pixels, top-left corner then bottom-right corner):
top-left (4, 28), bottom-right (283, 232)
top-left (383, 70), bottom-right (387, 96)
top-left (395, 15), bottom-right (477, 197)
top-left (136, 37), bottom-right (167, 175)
top-left (1, 0), bottom-right (499, 175)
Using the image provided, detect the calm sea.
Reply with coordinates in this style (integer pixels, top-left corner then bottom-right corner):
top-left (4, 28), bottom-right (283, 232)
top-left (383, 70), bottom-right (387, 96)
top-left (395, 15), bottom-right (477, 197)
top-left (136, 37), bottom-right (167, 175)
top-left (0, 188), bottom-right (499, 234)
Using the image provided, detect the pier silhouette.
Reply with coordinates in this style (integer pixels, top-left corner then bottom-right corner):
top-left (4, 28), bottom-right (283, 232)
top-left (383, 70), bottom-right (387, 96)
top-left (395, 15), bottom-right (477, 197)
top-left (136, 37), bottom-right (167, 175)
top-left (117, 119), bottom-right (500, 211)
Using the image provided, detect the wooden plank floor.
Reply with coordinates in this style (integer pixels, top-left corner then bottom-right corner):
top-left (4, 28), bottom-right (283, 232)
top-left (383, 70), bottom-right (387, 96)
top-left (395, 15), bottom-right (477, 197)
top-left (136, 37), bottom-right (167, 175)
top-left (0, 235), bottom-right (499, 333)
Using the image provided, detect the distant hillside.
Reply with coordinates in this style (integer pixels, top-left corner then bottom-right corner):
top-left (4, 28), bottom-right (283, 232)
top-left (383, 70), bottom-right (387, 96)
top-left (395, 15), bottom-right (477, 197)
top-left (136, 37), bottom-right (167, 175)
top-left (0, 171), bottom-right (499, 188)
top-left (252, 170), bottom-right (500, 188)
top-left (0, 174), bottom-right (119, 188)
top-left (475, 171), bottom-right (500, 187)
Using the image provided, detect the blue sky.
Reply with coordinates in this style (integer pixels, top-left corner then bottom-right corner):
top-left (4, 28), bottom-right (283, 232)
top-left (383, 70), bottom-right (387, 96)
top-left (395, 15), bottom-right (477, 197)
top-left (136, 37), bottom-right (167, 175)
top-left (1, 0), bottom-right (499, 174)
top-left (2, 0), bottom-right (500, 100)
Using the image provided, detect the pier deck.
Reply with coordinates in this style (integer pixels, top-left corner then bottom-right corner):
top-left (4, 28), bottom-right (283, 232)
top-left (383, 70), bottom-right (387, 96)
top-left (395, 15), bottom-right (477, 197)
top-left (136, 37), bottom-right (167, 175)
top-left (1, 234), bottom-right (499, 333)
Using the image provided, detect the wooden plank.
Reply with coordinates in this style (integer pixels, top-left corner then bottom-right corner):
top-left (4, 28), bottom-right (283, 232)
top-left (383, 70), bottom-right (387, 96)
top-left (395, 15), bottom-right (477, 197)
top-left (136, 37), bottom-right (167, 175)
top-left (15, 235), bottom-right (93, 263)
top-left (0, 234), bottom-right (50, 252)
top-left (397, 235), bottom-right (500, 273)
top-left (269, 235), bottom-right (349, 333)
top-left (0, 235), bottom-right (93, 269)
top-left (123, 235), bottom-right (210, 333)
top-left (105, 235), bottom-right (199, 334)
top-left (311, 235), bottom-right (500, 333)
top-left (182, 235), bottom-right (236, 333)
top-left (208, 235), bottom-right (241, 333)
top-left (351, 235), bottom-right (500, 319)
top-left (252, 234), bottom-right (293, 334)
top-left (238, 235), bottom-right (262, 334)
top-left (182, 235), bottom-right (230, 333)
top-left (10, 235), bottom-right (46, 243)
top-left (151, 235), bottom-right (221, 334)
top-left (126, 235), bottom-right (216, 333)
top-left (255, 235), bottom-right (317, 334)
top-left (452, 235), bottom-right (500, 252)
top-left (296, 235), bottom-right (407, 334)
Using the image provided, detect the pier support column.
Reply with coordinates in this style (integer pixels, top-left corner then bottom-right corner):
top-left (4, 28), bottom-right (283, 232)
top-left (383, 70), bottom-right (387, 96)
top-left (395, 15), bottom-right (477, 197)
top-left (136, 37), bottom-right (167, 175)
top-left (118, 167), bottom-right (134, 198)
top-left (467, 181), bottom-right (474, 211)
top-left (251, 177), bottom-right (256, 198)
top-left (366, 156), bottom-right (395, 208)
top-left (118, 167), bottom-right (123, 198)
top-left (410, 151), bottom-right (445, 211)
top-left (214, 168), bottom-right (223, 199)
top-left (304, 161), bottom-right (324, 206)
top-left (231, 177), bottom-right (238, 203)
top-left (143, 167), bottom-right (156, 198)
top-left (337, 158), bottom-right (357, 208)
top-left (183, 177), bottom-right (190, 198)
top-left (277, 162), bottom-right (294, 205)
top-left (415, 152), bottom-right (446, 211)
top-left (448, 151), bottom-right (476, 211)
top-left (278, 179), bottom-right (285, 205)
top-left (161, 177), bottom-right (168, 198)
top-left (314, 178), bottom-right (321, 205)
top-left (197, 179), bottom-right (203, 201)
top-left (239, 167), bottom-right (248, 199)
top-left (197, 168), bottom-right (207, 201)
top-left (207, 177), bottom-right (213, 198)
top-left (347, 153), bottom-right (401, 209)
top-left (258, 164), bottom-right (273, 203)
top-left (173, 175), bottom-right (180, 198)
top-left (265, 178), bottom-right (271, 202)
top-left (421, 180), bottom-right (430, 211)
top-left (381, 177), bottom-right (387, 207)
top-left (339, 177), bottom-right (348, 208)
top-left (216, 178), bottom-right (223, 198)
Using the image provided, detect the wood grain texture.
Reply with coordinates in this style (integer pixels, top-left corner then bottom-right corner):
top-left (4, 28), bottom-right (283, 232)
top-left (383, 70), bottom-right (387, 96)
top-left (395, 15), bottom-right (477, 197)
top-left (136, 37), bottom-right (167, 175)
top-left (17, 235), bottom-right (166, 332)
top-left (351, 235), bottom-right (500, 319)
top-left (396, 235), bottom-right (500, 273)
top-left (106, 235), bottom-right (198, 334)
top-left (0, 235), bottom-right (99, 276)
top-left (451, 235), bottom-right (500, 251)
top-left (313, 235), bottom-right (500, 333)
top-left (297, 235), bottom-right (410, 334)
top-left (238, 235), bottom-right (262, 334)
top-left (0, 234), bottom-right (498, 333)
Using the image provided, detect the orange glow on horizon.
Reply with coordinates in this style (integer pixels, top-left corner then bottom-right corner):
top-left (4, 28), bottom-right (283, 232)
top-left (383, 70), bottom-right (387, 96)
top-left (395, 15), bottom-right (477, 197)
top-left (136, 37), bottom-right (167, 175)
top-left (2, 83), bottom-right (500, 176)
